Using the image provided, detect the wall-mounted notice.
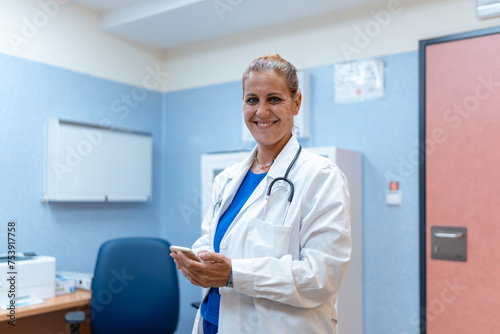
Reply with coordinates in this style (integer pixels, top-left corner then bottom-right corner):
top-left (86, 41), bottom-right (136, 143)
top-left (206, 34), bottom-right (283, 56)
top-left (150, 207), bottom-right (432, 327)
top-left (44, 119), bottom-right (153, 202)
top-left (334, 59), bottom-right (385, 104)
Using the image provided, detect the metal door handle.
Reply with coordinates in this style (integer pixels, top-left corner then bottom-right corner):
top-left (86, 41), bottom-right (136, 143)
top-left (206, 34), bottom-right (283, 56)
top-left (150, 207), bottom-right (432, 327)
top-left (431, 226), bottom-right (467, 262)
top-left (433, 232), bottom-right (464, 239)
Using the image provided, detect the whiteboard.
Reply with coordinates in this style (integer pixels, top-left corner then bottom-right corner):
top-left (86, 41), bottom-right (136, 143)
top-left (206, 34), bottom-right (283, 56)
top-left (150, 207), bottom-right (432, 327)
top-left (45, 119), bottom-right (153, 202)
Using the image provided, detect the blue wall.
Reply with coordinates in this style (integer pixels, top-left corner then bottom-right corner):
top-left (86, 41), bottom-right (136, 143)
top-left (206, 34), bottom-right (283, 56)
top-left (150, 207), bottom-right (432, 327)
top-left (0, 53), bottom-right (164, 273)
top-left (0, 50), bottom-right (420, 334)
top-left (309, 53), bottom-right (420, 333)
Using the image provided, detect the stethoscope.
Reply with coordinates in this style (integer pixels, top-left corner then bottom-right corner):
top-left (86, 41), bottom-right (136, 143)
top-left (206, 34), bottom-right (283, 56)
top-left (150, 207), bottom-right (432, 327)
top-left (212, 145), bottom-right (302, 227)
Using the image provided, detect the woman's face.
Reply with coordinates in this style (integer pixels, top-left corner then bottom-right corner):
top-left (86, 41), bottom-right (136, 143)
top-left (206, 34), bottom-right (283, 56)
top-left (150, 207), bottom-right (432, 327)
top-left (243, 70), bottom-right (301, 152)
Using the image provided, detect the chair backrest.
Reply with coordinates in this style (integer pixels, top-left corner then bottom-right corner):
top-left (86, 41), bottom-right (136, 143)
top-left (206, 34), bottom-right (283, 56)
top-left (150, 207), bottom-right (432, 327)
top-left (90, 237), bottom-right (179, 334)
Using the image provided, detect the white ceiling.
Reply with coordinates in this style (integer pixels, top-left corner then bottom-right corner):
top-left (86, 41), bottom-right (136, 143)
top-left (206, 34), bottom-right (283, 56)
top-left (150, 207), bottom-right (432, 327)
top-left (72, 0), bottom-right (381, 50)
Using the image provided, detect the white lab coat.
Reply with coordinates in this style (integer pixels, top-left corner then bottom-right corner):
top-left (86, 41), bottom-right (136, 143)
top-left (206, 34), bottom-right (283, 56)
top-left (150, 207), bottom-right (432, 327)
top-left (191, 134), bottom-right (352, 334)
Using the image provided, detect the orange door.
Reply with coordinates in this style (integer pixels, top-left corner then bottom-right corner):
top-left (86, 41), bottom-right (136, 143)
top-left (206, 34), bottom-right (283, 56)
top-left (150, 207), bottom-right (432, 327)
top-left (424, 30), bottom-right (500, 333)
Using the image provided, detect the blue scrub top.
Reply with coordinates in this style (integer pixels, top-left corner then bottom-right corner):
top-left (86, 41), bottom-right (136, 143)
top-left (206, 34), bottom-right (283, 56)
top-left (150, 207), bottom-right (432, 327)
top-left (200, 169), bottom-right (267, 326)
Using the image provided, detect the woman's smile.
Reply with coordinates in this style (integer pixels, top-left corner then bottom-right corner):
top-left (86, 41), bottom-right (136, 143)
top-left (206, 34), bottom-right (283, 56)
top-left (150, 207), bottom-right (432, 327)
top-left (254, 120), bottom-right (278, 127)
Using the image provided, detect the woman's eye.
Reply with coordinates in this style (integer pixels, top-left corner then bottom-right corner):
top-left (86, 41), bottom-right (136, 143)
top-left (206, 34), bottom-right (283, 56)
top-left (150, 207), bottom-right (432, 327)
top-left (269, 97), bottom-right (282, 103)
top-left (246, 98), bottom-right (258, 104)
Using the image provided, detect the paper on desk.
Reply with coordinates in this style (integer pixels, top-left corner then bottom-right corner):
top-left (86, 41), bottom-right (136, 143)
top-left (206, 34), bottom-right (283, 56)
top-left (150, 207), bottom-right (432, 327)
top-left (1, 298), bottom-right (45, 309)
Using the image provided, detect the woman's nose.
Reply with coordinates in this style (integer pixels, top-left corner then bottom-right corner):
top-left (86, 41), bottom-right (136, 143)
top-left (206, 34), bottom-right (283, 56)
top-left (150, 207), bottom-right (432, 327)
top-left (256, 103), bottom-right (271, 116)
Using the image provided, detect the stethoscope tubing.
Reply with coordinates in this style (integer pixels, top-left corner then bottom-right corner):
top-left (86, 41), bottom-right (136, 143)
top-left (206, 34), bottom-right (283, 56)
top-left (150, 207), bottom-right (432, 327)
top-left (213, 144), bottom-right (303, 227)
top-left (262, 145), bottom-right (302, 226)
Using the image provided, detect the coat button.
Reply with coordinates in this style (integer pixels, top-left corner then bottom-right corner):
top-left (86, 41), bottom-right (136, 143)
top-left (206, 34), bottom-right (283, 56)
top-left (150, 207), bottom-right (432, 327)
top-left (220, 241), bottom-right (227, 249)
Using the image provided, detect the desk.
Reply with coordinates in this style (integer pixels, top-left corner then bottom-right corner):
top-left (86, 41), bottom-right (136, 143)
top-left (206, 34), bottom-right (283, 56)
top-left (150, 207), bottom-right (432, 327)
top-left (0, 290), bottom-right (91, 333)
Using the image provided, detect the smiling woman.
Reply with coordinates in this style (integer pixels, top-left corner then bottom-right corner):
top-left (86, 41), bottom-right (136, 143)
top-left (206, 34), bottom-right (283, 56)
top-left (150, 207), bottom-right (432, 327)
top-left (242, 55), bottom-right (302, 173)
top-left (171, 54), bottom-right (352, 334)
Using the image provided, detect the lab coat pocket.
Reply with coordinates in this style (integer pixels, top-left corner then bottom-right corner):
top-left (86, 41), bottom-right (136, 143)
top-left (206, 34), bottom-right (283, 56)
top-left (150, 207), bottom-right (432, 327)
top-left (247, 217), bottom-right (292, 258)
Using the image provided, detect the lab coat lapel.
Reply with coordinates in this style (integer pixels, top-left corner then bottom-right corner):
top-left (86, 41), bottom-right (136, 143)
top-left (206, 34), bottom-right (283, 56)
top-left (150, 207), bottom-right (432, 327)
top-left (215, 146), bottom-right (257, 223)
top-left (236, 134), bottom-right (300, 218)
top-left (266, 133), bottom-right (301, 181)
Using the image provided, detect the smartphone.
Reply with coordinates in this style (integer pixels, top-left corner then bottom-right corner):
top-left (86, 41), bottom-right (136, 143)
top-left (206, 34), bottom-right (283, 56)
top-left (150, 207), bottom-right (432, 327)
top-left (170, 246), bottom-right (203, 262)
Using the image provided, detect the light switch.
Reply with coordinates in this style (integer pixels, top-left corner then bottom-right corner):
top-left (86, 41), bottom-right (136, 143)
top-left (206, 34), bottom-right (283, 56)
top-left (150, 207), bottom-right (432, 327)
top-left (386, 190), bottom-right (402, 206)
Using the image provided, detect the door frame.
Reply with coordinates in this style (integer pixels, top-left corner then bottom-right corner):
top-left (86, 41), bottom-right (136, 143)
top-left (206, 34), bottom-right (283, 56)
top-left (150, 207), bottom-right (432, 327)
top-left (418, 25), bottom-right (500, 334)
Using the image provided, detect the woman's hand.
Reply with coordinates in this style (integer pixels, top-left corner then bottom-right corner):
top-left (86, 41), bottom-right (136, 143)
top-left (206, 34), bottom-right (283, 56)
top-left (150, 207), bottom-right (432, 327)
top-left (170, 250), bottom-right (232, 288)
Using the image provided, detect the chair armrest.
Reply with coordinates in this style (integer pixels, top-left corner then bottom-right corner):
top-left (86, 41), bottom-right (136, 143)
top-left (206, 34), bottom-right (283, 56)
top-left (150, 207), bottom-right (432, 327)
top-left (65, 310), bottom-right (86, 324)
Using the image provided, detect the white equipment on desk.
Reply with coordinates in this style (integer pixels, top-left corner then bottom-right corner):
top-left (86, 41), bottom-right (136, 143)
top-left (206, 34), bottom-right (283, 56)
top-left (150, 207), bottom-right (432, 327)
top-left (57, 271), bottom-right (93, 291)
top-left (0, 255), bottom-right (56, 306)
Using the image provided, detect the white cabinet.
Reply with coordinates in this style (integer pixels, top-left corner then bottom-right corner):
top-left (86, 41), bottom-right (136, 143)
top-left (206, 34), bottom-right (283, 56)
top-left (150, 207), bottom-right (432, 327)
top-left (309, 147), bottom-right (363, 334)
top-left (44, 119), bottom-right (153, 202)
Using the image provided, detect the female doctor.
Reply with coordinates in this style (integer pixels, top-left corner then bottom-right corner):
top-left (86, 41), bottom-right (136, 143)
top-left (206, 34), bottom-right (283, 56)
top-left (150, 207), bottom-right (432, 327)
top-left (171, 54), bottom-right (352, 334)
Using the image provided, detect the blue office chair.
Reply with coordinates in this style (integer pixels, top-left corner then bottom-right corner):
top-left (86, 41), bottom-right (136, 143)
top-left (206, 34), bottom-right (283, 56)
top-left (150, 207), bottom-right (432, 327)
top-left (65, 237), bottom-right (179, 334)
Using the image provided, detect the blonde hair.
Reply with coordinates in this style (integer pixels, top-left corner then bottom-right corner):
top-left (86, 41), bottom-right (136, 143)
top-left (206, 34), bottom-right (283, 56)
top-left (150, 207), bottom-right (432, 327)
top-left (242, 54), bottom-right (299, 99)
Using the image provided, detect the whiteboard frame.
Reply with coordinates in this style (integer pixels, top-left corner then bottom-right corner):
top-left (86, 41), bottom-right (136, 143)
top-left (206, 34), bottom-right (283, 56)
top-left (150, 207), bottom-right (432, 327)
top-left (44, 118), bottom-right (153, 202)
